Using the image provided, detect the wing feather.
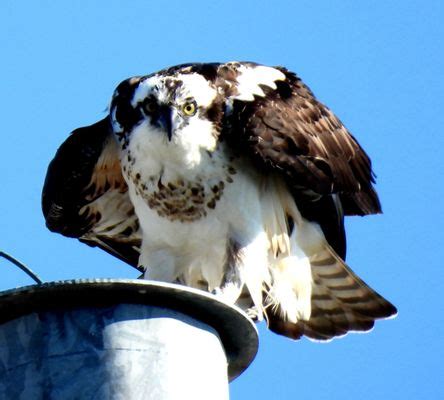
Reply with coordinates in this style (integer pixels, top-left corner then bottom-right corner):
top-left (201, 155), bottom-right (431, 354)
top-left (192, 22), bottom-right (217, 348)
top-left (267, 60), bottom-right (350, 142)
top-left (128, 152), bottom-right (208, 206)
top-left (42, 117), bottom-right (142, 271)
top-left (218, 63), bottom-right (381, 258)
top-left (222, 65), bottom-right (380, 213)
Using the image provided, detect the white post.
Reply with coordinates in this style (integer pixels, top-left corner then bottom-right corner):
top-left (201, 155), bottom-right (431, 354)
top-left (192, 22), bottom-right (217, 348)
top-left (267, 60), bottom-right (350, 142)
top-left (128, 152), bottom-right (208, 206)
top-left (0, 279), bottom-right (258, 400)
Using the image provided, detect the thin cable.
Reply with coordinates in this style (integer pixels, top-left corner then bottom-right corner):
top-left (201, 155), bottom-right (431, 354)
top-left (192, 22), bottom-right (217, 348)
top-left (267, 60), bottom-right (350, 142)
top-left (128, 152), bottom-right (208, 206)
top-left (0, 251), bottom-right (43, 285)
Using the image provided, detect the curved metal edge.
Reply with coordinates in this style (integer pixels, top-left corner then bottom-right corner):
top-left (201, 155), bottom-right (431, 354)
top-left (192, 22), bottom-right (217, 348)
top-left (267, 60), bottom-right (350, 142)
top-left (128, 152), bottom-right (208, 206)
top-left (0, 279), bottom-right (258, 381)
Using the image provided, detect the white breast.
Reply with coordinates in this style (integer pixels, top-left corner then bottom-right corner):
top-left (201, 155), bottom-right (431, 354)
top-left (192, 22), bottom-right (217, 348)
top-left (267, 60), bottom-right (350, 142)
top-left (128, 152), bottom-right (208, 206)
top-left (120, 120), bottom-right (266, 292)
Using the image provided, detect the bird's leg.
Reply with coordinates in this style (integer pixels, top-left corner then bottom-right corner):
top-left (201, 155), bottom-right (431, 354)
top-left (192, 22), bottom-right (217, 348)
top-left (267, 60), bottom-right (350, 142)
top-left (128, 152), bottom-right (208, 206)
top-left (140, 248), bottom-right (178, 283)
top-left (212, 266), bottom-right (244, 304)
top-left (245, 306), bottom-right (262, 321)
top-left (234, 231), bottom-right (270, 321)
top-left (212, 233), bottom-right (270, 322)
top-left (211, 238), bottom-right (244, 303)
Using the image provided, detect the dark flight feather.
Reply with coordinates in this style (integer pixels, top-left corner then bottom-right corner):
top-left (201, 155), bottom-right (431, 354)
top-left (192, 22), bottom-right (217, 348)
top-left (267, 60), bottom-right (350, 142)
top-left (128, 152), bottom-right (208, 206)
top-left (42, 117), bottom-right (142, 271)
top-left (219, 65), bottom-right (381, 259)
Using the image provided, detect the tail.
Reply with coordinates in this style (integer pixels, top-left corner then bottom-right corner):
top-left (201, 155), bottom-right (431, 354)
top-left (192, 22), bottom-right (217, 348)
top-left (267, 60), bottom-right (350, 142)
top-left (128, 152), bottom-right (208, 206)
top-left (266, 241), bottom-right (397, 341)
top-left (260, 177), bottom-right (397, 341)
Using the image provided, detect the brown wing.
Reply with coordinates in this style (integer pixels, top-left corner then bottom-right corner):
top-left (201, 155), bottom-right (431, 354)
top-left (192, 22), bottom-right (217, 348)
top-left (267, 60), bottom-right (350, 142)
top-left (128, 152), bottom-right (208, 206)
top-left (221, 65), bottom-right (381, 258)
top-left (42, 117), bottom-right (142, 271)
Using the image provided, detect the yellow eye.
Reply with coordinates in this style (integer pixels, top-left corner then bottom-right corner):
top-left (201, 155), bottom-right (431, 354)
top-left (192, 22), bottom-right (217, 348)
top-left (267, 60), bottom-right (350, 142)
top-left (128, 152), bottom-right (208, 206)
top-left (181, 101), bottom-right (197, 116)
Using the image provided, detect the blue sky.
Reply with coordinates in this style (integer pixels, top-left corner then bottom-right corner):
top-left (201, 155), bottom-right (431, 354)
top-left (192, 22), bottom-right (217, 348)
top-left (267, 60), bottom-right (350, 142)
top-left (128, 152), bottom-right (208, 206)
top-left (1, 1), bottom-right (443, 398)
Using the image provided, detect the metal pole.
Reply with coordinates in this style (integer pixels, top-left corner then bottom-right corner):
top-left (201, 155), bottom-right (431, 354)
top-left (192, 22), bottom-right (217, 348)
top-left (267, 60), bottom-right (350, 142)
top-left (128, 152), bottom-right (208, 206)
top-left (0, 279), bottom-right (258, 400)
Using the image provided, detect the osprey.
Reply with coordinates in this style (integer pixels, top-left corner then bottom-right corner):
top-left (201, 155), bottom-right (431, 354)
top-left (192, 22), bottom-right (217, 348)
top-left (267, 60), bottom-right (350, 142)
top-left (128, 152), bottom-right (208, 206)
top-left (43, 62), bottom-right (396, 340)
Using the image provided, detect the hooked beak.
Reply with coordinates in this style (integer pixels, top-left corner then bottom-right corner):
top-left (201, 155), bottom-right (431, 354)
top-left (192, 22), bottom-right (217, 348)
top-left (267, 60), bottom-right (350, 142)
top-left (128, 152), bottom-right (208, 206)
top-left (158, 105), bottom-right (173, 141)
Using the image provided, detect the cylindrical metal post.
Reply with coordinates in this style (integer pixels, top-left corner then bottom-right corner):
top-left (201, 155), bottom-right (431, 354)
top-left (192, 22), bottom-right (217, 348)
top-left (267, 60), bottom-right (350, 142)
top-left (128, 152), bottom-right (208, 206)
top-left (0, 279), bottom-right (258, 400)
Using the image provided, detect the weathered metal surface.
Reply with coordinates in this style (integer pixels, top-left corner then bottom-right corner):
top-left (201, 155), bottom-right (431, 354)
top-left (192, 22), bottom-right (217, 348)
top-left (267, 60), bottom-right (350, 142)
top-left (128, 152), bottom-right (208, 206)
top-left (0, 280), bottom-right (258, 399)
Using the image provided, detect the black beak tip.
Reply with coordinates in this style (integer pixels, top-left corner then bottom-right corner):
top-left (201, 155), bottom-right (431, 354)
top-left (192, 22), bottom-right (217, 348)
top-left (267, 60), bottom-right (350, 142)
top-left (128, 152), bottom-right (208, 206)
top-left (158, 106), bottom-right (173, 141)
top-left (167, 130), bottom-right (173, 141)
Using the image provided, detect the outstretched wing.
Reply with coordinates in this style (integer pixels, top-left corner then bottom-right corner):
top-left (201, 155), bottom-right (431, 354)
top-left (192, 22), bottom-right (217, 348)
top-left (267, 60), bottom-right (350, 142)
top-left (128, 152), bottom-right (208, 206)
top-left (218, 62), bottom-right (381, 258)
top-left (42, 117), bottom-right (142, 271)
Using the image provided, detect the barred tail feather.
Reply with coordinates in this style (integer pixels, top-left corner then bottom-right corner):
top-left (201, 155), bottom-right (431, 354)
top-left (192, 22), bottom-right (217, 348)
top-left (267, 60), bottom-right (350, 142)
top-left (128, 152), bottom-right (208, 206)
top-left (265, 219), bottom-right (397, 341)
top-left (267, 245), bottom-right (396, 341)
top-left (261, 176), bottom-right (397, 341)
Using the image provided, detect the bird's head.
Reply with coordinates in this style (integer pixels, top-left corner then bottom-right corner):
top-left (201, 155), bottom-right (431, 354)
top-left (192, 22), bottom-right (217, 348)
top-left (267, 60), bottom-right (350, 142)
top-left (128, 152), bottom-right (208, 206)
top-left (110, 68), bottom-right (225, 155)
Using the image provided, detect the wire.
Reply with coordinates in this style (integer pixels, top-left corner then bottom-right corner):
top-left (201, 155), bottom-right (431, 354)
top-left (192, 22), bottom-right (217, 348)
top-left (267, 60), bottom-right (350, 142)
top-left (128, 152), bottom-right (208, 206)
top-left (0, 251), bottom-right (43, 285)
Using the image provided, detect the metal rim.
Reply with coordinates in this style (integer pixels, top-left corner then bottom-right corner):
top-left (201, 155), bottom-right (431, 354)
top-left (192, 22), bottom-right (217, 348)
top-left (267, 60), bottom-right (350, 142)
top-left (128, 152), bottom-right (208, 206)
top-left (0, 279), bottom-right (258, 380)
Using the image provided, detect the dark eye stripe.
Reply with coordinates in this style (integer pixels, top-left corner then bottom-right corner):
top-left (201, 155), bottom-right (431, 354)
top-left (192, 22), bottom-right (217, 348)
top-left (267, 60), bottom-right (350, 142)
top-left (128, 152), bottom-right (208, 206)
top-left (110, 77), bottom-right (146, 133)
top-left (142, 97), bottom-right (158, 114)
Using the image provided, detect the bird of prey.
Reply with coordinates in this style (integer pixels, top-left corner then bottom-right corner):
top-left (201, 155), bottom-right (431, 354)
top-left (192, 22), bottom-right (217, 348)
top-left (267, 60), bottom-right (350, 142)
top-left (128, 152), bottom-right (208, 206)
top-left (42, 62), bottom-right (396, 340)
